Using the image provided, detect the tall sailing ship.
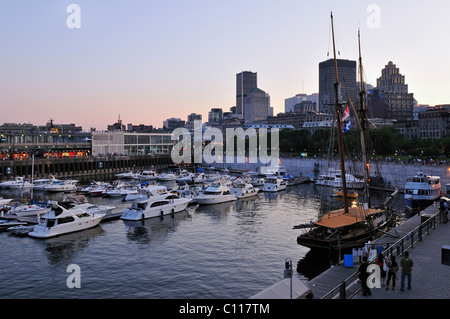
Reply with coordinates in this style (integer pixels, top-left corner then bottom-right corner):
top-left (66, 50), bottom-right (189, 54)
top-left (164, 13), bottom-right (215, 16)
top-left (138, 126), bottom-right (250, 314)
top-left (295, 13), bottom-right (397, 251)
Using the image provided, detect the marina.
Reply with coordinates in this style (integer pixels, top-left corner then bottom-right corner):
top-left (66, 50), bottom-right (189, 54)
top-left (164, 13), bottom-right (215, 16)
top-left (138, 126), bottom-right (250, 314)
top-left (0, 164), bottom-right (404, 298)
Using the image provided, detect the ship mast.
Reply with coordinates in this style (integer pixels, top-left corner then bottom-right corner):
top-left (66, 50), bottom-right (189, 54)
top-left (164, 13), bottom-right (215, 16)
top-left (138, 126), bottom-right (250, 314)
top-left (358, 29), bottom-right (371, 207)
top-left (330, 12), bottom-right (349, 213)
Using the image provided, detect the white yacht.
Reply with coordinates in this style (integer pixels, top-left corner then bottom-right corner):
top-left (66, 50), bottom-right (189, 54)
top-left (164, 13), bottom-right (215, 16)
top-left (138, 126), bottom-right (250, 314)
top-left (0, 197), bottom-right (14, 206)
top-left (0, 177), bottom-right (33, 190)
top-left (176, 170), bottom-right (195, 183)
top-left (44, 180), bottom-right (78, 193)
top-left (6, 203), bottom-right (50, 217)
top-left (194, 182), bottom-right (237, 205)
top-left (120, 195), bottom-right (192, 220)
top-left (262, 176), bottom-right (287, 192)
top-left (260, 165), bottom-right (287, 177)
top-left (404, 172), bottom-right (441, 215)
top-left (124, 185), bottom-right (172, 202)
top-left (116, 171), bottom-right (138, 179)
top-left (28, 202), bottom-right (106, 238)
top-left (32, 176), bottom-right (59, 191)
top-left (231, 180), bottom-right (259, 199)
top-left (157, 172), bottom-right (177, 181)
top-left (137, 170), bottom-right (158, 180)
top-left (315, 169), bottom-right (365, 189)
top-left (105, 185), bottom-right (139, 197)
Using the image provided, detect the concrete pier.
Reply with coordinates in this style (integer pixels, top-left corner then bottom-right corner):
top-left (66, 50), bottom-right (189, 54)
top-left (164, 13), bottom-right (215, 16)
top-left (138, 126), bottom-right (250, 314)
top-left (0, 154), bottom-right (173, 181)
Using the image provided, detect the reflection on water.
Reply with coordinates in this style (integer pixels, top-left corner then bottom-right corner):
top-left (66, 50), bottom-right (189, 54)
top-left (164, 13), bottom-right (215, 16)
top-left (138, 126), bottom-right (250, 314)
top-left (41, 226), bottom-right (105, 265)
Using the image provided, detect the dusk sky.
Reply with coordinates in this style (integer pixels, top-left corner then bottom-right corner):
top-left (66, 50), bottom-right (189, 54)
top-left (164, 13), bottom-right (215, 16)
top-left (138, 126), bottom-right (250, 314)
top-left (1, 1), bottom-right (449, 131)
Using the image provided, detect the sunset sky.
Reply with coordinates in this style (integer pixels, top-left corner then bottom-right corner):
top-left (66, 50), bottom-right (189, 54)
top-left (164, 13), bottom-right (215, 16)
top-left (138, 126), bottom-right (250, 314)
top-left (1, 0), bottom-right (449, 131)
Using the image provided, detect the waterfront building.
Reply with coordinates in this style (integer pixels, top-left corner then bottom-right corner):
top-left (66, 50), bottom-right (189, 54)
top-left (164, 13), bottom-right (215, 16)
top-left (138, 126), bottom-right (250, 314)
top-left (285, 93), bottom-right (318, 113)
top-left (319, 59), bottom-right (357, 115)
top-left (375, 61), bottom-right (416, 121)
top-left (0, 122), bottom-right (91, 160)
top-left (267, 112), bottom-right (332, 130)
top-left (186, 113), bottom-right (202, 130)
top-left (91, 132), bottom-right (174, 156)
top-left (418, 106), bottom-right (450, 138)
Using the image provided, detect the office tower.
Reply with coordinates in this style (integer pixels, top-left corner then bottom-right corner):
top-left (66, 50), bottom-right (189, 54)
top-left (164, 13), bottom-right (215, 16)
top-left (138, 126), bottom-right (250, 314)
top-left (236, 71), bottom-right (257, 120)
top-left (208, 108), bottom-right (223, 124)
top-left (318, 59), bottom-right (357, 115)
top-left (376, 61), bottom-right (415, 121)
top-left (243, 88), bottom-right (271, 123)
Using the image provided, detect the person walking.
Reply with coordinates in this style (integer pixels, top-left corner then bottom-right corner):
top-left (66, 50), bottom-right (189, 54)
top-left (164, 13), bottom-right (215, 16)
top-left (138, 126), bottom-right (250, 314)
top-left (386, 255), bottom-right (398, 290)
top-left (400, 251), bottom-right (413, 291)
top-left (358, 256), bottom-right (372, 296)
top-left (376, 253), bottom-right (387, 286)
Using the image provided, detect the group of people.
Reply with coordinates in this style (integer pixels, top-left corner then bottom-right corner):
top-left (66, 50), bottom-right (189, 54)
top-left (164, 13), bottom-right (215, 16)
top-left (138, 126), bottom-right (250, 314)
top-left (358, 251), bottom-right (413, 296)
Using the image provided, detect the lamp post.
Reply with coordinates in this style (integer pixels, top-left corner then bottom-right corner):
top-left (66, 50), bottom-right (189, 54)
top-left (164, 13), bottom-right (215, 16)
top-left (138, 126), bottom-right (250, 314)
top-left (284, 258), bottom-right (293, 299)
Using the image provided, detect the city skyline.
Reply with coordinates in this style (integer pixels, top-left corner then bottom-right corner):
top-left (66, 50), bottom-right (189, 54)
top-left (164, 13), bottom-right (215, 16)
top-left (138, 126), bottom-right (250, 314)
top-left (1, 1), bottom-right (449, 131)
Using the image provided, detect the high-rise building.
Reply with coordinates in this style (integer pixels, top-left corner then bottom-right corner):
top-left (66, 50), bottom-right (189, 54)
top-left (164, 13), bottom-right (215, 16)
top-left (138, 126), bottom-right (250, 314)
top-left (318, 59), bottom-right (357, 115)
top-left (375, 61), bottom-right (415, 121)
top-left (208, 108), bottom-right (223, 124)
top-left (236, 71), bottom-right (257, 120)
top-left (243, 88), bottom-right (271, 123)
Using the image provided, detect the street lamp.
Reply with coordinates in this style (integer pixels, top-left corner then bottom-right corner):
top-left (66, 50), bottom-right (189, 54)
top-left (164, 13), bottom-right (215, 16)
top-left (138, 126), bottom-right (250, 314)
top-left (284, 258), bottom-right (293, 299)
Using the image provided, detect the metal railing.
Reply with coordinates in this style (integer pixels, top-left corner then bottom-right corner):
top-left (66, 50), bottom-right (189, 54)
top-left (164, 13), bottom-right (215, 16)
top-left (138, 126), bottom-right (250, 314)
top-left (321, 208), bottom-right (447, 299)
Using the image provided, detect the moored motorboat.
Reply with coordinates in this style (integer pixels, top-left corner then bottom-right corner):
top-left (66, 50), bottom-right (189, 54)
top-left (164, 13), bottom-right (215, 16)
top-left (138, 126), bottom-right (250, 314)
top-left (28, 201), bottom-right (106, 238)
top-left (194, 182), bottom-right (237, 205)
top-left (231, 180), bottom-right (259, 199)
top-left (404, 172), bottom-right (441, 216)
top-left (262, 176), bottom-right (287, 192)
top-left (0, 177), bottom-right (33, 190)
top-left (120, 195), bottom-right (191, 220)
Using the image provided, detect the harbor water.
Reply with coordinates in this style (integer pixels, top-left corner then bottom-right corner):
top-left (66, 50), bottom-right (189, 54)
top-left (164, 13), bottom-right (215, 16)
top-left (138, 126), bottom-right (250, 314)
top-left (0, 179), bottom-right (405, 299)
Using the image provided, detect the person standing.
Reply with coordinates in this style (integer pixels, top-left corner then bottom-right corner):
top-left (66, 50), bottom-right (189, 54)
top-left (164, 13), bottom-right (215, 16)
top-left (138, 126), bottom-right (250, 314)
top-left (358, 256), bottom-right (372, 296)
top-left (400, 251), bottom-right (413, 291)
top-left (386, 255), bottom-right (399, 290)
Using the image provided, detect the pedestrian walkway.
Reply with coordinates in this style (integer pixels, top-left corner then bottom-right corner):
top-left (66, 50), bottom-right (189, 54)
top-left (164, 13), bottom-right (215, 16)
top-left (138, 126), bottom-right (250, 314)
top-left (355, 219), bottom-right (450, 299)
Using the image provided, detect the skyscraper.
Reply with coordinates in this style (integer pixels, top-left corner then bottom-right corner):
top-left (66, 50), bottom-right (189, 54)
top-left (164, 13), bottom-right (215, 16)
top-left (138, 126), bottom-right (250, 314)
top-left (318, 59), bottom-right (357, 115)
top-left (236, 71), bottom-right (257, 120)
top-left (375, 61), bottom-right (415, 121)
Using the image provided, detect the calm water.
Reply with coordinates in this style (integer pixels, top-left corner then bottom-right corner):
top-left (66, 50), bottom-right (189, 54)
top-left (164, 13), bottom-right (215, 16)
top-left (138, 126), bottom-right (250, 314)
top-left (0, 180), bottom-right (404, 299)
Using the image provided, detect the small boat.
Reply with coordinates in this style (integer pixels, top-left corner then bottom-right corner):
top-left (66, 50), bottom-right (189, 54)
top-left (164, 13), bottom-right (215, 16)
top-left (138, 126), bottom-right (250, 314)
top-left (6, 203), bottom-right (50, 217)
top-left (176, 170), bottom-right (195, 183)
top-left (332, 188), bottom-right (358, 198)
top-left (0, 197), bottom-right (14, 206)
top-left (262, 176), bottom-right (287, 192)
top-left (0, 220), bottom-right (27, 231)
top-left (116, 171), bottom-right (138, 179)
top-left (158, 173), bottom-right (177, 181)
top-left (120, 195), bottom-right (192, 220)
top-left (44, 180), bottom-right (78, 193)
top-left (32, 176), bottom-right (59, 191)
top-left (404, 172), bottom-right (441, 216)
top-left (194, 182), bottom-right (237, 205)
top-left (7, 225), bottom-right (35, 236)
top-left (0, 177), bottom-right (33, 190)
top-left (105, 185), bottom-right (139, 197)
top-left (28, 201), bottom-right (106, 238)
top-left (80, 181), bottom-right (109, 194)
top-left (137, 170), bottom-right (159, 180)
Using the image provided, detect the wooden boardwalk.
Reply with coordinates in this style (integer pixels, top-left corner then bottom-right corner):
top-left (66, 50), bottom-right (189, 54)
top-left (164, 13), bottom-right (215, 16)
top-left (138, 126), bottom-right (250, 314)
top-left (305, 204), bottom-right (441, 299)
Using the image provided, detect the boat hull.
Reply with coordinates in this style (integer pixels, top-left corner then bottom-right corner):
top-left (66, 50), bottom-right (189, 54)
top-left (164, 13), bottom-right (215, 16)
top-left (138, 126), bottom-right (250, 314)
top-left (120, 198), bottom-right (191, 220)
top-left (195, 195), bottom-right (237, 205)
top-left (28, 214), bottom-right (105, 238)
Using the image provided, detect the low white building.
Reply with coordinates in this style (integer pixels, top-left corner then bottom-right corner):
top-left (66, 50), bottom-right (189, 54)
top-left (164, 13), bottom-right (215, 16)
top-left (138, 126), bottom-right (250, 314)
top-left (92, 132), bottom-right (174, 156)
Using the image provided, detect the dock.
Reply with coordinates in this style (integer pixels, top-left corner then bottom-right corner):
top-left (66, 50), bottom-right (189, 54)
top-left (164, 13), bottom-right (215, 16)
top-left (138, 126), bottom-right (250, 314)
top-left (304, 202), bottom-right (448, 299)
